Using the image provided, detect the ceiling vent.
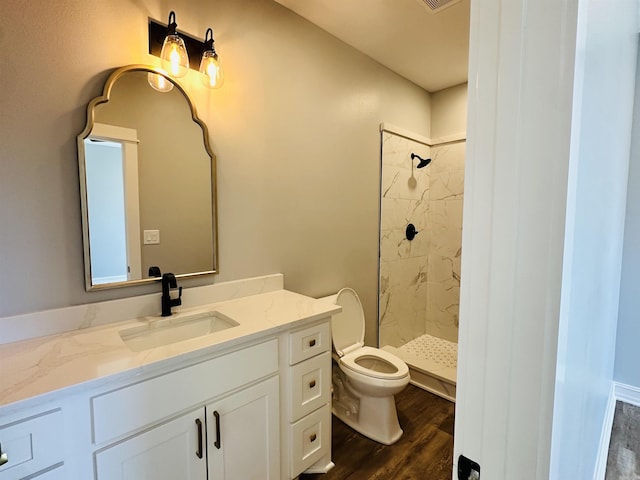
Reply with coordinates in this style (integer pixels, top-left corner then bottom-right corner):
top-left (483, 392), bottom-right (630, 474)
top-left (419, 0), bottom-right (463, 14)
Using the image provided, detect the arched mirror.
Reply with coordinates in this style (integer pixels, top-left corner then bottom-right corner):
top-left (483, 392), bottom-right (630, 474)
top-left (78, 65), bottom-right (218, 290)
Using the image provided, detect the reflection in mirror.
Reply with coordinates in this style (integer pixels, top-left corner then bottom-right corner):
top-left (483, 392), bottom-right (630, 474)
top-left (78, 65), bottom-right (218, 290)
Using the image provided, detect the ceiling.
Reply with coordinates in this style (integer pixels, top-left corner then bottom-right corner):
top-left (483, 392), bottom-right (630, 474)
top-left (273, 0), bottom-right (470, 93)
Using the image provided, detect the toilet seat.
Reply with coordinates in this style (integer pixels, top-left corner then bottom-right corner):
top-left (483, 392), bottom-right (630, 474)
top-left (340, 346), bottom-right (409, 380)
top-left (330, 288), bottom-right (366, 357)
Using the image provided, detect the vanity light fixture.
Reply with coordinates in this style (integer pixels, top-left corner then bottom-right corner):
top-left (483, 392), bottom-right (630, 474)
top-left (148, 13), bottom-right (225, 90)
top-left (159, 11), bottom-right (189, 78)
top-left (199, 28), bottom-right (224, 89)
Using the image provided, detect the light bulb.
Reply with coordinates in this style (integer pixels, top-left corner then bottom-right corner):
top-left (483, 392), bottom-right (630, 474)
top-left (160, 33), bottom-right (189, 78)
top-left (147, 72), bottom-right (174, 92)
top-left (199, 51), bottom-right (224, 89)
top-left (199, 28), bottom-right (224, 89)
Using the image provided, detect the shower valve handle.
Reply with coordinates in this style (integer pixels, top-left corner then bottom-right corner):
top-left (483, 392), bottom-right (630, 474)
top-left (406, 224), bottom-right (419, 241)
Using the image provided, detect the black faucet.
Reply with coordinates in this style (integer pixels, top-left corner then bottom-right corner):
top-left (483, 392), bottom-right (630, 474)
top-left (161, 273), bottom-right (182, 316)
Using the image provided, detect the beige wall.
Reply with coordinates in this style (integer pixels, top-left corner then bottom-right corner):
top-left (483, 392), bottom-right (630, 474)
top-left (431, 83), bottom-right (468, 138)
top-left (0, 0), bottom-right (431, 345)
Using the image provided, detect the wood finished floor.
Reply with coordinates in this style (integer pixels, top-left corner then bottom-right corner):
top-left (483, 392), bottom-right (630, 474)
top-left (300, 385), bottom-right (455, 480)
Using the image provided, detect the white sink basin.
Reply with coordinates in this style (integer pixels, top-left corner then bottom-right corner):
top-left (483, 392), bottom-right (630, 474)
top-left (119, 311), bottom-right (239, 352)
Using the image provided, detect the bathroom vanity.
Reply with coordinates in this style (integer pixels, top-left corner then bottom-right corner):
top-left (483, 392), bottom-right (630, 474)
top-left (0, 276), bottom-right (339, 480)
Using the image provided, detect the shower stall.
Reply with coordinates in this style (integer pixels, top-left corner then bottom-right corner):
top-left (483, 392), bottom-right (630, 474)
top-left (378, 125), bottom-right (465, 402)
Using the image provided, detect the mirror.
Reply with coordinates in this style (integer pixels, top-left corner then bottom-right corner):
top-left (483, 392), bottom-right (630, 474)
top-left (78, 65), bottom-right (218, 290)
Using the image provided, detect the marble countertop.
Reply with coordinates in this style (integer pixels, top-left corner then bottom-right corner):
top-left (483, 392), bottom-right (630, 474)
top-left (0, 289), bottom-right (340, 411)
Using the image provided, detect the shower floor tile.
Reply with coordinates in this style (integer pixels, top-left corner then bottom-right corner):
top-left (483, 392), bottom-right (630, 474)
top-left (399, 333), bottom-right (458, 369)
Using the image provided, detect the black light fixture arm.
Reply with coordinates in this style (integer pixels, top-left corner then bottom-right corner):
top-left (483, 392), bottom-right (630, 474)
top-left (167, 11), bottom-right (178, 35)
top-left (204, 28), bottom-right (218, 57)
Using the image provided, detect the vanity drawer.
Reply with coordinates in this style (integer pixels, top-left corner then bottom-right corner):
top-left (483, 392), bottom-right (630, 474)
top-left (289, 404), bottom-right (331, 476)
top-left (289, 321), bottom-right (330, 365)
top-left (289, 352), bottom-right (331, 422)
top-left (0, 409), bottom-right (63, 480)
top-left (91, 339), bottom-right (278, 445)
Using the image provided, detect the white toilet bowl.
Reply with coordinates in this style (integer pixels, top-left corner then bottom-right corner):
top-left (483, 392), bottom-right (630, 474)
top-left (323, 288), bottom-right (410, 445)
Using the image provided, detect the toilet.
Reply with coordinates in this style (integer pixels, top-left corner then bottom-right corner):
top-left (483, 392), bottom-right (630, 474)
top-left (323, 288), bottom-right (410, 445)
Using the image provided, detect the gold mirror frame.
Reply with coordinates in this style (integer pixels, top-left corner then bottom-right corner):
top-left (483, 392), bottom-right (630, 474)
top-left (77, 65), bottom-right (218, 290)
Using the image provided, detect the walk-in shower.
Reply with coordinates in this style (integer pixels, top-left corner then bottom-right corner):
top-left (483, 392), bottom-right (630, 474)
top-left (378, 127), bottom-right (465, 402)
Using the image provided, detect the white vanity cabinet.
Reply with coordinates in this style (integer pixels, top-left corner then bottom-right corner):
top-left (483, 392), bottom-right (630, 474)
top-left (0, 409), bottom-right (64, 480)
top-left (95, 407), bottom-right (207, 480)
top-left (92, 339), bottom-right (280, 480)
top-left (281, 320), bottom-right (333, 478)
top-left (94, 376), bottom-right (279, 480)
top-left (206, 376), bottom-right (280, 479)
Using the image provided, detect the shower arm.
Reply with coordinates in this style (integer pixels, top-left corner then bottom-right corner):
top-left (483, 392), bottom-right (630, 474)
top-left (410, 152), bottom-right (432, 168)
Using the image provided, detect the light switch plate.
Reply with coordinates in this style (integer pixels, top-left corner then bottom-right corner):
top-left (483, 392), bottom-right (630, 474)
top-left (143, 229), bottom-right (160, 245)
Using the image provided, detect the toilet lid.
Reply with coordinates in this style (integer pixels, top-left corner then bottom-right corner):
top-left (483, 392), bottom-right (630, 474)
top-left (340, 346), bottom-right (409, 380)
top-left (331, 288), bottom-right (365, 357)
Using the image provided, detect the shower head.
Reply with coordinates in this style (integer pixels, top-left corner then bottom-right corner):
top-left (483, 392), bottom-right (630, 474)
top-left (411, 153), bottom-right (432, 168)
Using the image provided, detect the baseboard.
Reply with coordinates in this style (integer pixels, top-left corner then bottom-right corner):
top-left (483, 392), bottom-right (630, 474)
top-left (614, 382), bottom-right (640, 407)
top-left (594, 382), bottom-right (616, 480)
top-left (594, 381), bottom-right (640, 479)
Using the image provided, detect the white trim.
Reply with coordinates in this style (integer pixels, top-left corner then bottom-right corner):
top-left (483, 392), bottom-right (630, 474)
top-left (90, 123), bottom-right (139, 143)
top-left (431, 131), bottom-right (467, 145)
top-left (614, 382), bottom-right (640, 407)
top-left (593, 382), bottom-right (616, 480)
top-left (593, 382), bottom-right (640, 479)
top-left (379, 122), bottom-right (467, 147)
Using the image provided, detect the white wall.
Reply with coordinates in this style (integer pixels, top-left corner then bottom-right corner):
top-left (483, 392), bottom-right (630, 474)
top-left (615, 46), bottom-right (640, 389)
top-left (0, 0), bottom-right (432, 346)
top-left (551, 1), bottom-right (638, 477)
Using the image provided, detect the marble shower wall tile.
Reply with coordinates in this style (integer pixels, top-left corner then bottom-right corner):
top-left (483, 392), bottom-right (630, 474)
top-left (382, 132), bottom-right (432, 171)
top-left (379, 132), bottom-right (464, 349)
top-left (425, 142), bottom-right (465, 344)
top-left (426, 282), bottom-right (460, 343)
top-left (379, 133), bottom-right (431, 348)
top-left (379, 282), bottom-right (427, 347)
top-left (381, 165), bottom-right (430, 201)
top-left (430, 142), bottom-right (466, 175)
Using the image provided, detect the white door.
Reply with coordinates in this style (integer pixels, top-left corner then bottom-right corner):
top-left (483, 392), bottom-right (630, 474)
top-left (85, 123), bottom-right (142, 284)
top-left (206, 376), bottom-right (280, 480)
top-left (95, 408), bottom-right (206, 480)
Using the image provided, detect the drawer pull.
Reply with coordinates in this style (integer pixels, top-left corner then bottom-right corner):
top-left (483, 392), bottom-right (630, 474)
top-left (309, 339), bottom-right (316, 348)
top-left (309, 380), bottom-right (316, 389)
top-left (213, 411), bottom-right (221, 449)
top-left (0, 442), bottom-right (7, 466)
top-left (195, 418), bottom-right (203, 459)
top-left (309, 433), bottom-right (317, 442)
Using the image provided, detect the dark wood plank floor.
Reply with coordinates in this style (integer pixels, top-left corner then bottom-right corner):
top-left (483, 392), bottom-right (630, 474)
top-left (300, 385), bottom-right (455, 480)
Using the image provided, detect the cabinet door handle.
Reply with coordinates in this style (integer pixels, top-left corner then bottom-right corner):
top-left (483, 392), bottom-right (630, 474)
top-left (309, 339), bottom-right (316, 347)
top-left (309, 379), bottom-right (316, 389)
top-left (213, 410), bottom-right (221, 449)
top-left (195, 418), bottom-right (203, 459)
top-left (0, 443), bottom-right (7, 466)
